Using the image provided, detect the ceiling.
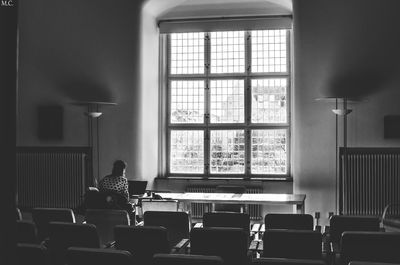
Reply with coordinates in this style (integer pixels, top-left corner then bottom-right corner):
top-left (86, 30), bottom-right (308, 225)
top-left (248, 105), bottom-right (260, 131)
top-left (144, 0), bottom-right (292, 19)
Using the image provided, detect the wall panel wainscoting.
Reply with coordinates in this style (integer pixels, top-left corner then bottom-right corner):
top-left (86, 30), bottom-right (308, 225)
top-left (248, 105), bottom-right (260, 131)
top-left (186, 185), bottom-right (263, 220)
top-left (16, 147), bottom-right (92, 209)
top-left (340, 147), bottom-right (400, 216)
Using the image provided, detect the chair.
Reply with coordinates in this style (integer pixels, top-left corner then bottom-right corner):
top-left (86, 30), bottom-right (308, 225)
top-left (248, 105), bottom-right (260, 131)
top-left (84, 190), bottom-right (135, 223)
top-left (17, 220), bottom-right (38, 244)
top-left (153, 253), bottom-right (224, 265)
top-left (32, 208), bottom-right (76, 242)
top-left (84, 209), bottom-right (130, 247)
top-left (346, 261), bottom-right (399, 265)
top-left (262, 229), bottom-right (322, 260)
top-left (190, 227), bottom-right (249, 265)
top-left (16, 207), bottom-right (22, 221)
top-left (339, 231), bottom-right (400, 265)
top-left (214, 185), bottom-right (246, 213)
top-left (17, 243), bottom-right (48, 265)
top-left (80, 187), bottom-right (100, 210)
top-left (264, 214), bottom-right (314, 231)
top-left (203, 212), bottom-right (250, 235)
top-left (141, 199), bottom-right (179, 214)
top-left (66, 247), bottom-right (133, 265)
top-left (252, 258), bottom-right (325, 265)
top-left (93, 190), bottom-right (134, 210)
top-left (329, 215), bottom-right (380, 253)
top-left (381, 203), bottom-right (400, 232)
top-left (47, 222), bottom-right (100, 265)
top-left (143, 211), bottom-right (190, 248)
top-left (114, 225), bottom-right (171, 265)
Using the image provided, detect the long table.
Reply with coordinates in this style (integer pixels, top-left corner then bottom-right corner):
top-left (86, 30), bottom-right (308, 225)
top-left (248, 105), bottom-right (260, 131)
top-left (155, 192), bottom-right (306, 214)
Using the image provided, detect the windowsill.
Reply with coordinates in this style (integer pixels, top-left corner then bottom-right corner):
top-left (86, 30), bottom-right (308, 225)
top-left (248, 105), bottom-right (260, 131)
top-left (155, 176), bottom-right (293, 182)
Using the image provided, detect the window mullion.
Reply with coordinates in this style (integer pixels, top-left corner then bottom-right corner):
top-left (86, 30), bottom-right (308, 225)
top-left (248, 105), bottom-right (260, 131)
top-left (245, 31), bottom-right (252, 178)
top-left (246, 31), bottom-right (252, 74)
top-left (204, 129), bottom-right (210, 176)
top-left (204, 32), bottom-right (211, 177)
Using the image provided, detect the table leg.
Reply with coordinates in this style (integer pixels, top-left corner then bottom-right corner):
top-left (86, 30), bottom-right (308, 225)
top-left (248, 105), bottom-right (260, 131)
top-left (296, 202), bottom-right (305, 214)
top-left (181, 201), bottom-right (190, 214)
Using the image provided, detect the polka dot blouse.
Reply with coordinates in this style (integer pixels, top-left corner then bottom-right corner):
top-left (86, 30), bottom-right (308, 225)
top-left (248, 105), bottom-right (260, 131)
top-left (98, 175), bottom-right (129, 200)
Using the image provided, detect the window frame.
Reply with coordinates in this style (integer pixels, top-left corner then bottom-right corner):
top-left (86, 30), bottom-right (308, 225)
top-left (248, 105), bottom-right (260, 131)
top-left (165, 29), bottom-right (292, 179)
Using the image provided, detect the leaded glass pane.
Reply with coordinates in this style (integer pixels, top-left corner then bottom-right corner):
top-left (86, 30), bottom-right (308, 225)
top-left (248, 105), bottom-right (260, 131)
top-left (170, 130), bottom-right (204, 173)
top-left (210, 130), bottom-right (245, 174)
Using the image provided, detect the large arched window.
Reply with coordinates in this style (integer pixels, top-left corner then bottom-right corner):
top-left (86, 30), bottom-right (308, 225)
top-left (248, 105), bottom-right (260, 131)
top-left (160, 17), bottom-right (292, 179)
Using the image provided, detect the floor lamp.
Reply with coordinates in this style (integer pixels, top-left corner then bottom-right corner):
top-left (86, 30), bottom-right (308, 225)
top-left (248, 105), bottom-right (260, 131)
top-left (317, 97), bottom-right (352, 214)
top-left (73, 101), bottom-right (117, 185)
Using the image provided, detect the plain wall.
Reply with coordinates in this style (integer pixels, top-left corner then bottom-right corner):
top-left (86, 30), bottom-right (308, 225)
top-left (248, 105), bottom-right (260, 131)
top-left (1, 1), bottom-right (18, 263)
top-left (17, 0), bottom-right (146, 183)
top-left (293, 0), bottom-right (400, 224)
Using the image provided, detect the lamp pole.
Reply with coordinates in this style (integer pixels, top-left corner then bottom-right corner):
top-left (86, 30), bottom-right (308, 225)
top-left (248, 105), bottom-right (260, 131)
top-left (72, 101), bottom-right (117, 187)
top-left (333, 97), bottom-right (351, 215)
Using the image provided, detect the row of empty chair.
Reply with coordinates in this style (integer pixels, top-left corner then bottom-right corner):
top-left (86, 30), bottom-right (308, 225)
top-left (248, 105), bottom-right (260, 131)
top-left (16, 207), bottom-right (400, 265)
top-left (18, 245), bottom-right (334, 265)
top-left (18, 244), bottom-right (400, 265)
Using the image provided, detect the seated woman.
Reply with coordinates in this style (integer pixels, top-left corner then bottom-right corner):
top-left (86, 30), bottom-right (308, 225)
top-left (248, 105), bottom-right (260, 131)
top-left (98, 160), bottom-right (135, 221)
top-left (99, 160), bottom-right (129, 200)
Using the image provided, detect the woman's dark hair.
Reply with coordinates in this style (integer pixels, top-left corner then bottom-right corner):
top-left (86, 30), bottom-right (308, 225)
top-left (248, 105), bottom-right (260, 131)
top-left (112, 160), bottom-right (127, 176)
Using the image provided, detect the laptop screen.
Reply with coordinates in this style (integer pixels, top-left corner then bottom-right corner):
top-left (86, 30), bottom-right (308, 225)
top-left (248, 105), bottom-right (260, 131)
top-left (128, 180), bottom-right (148, 196)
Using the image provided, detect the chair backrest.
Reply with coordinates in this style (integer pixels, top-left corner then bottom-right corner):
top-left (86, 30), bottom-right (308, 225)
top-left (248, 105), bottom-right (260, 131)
top-left (203, 212), bottom-right (250, 235)
top-left (141, 199), bottom-right (179, 213)
top-left (17, 243), bottom-right (47, 265)
top-left (17, 220), bottom-right (38, 244)
top-left (349, 262), bottom-right (400, 265)
top-left (329, 215), bottom-right (380, 246)
top-left (264, 214), bottom-right (314, 231)
top-left (214, 185), bottom-right (246, 213)
top-left (340, 231), bottom-right (400, 265)
top-left (48, 222), bottom-right (100, 265)
top-left (85, 209), bottom-right (130, 247)
top-left (153, 253), bottom-right (224, 265)
top-left (66, 247), bottom-right (133, 265)
top-left (82, 188), bottom-right (100, 210)
top-left (114, 225), bottom-right (170, 265)
top-left (252, 257), bottom-right (325, 265)
top-left (262, 229), bottom-right (322, 260)
top-left (190, 227), bottom-right (249, 265)
top-left (143, 211), bottom-right (190, 248)
top-left (16, 208), bottom-right (22, 221)
top-left (32, 208), bottom-right (75, 241)
top-left (382, 203), bottom-right (400, 232)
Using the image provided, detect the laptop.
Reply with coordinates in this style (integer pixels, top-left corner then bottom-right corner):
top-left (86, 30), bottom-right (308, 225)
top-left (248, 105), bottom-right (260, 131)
top-left (128, 180), bottom-right (148, 197)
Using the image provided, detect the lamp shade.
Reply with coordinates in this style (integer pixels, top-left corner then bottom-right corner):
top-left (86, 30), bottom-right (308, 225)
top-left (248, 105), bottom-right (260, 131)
top-left (332, 109), bottom-right (352, 116)
top-left (85, 111), bottom-right (102, 118)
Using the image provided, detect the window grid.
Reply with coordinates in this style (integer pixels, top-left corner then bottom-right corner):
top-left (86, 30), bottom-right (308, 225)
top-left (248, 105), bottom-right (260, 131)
top-left (210, 80), bottom-right (245, 123)
top-left (170, 130), bottom-right (204, 174)
top-left (251, 30), bottom-right (287, 73)
top-left (167, 29), bottom-right (291, 178)
top-left (210, 130), bottom-right (245, 174)
top-left (251, 129), bottom-right (287, 174)
top-left (251, 78), bottom-right (287, 123)
top-left (170, 32), bottom-right (205, 75)
top-left (210, 31), bottom-right (245, 74)
top-left (170, 80), bottom-right (205, 124)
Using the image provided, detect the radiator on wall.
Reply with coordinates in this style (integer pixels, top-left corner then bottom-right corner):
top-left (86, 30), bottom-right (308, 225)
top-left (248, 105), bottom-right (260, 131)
top-left (340, 148), bottom-right (400, 216)
top-left (186, 186), bottom-right (214, 219)
top-left (16, 147), bottom-right (92, 209)
top-left (246, 187), bottom-right (263, 220)
top-left (186, 185), bottom-right (263, 220)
